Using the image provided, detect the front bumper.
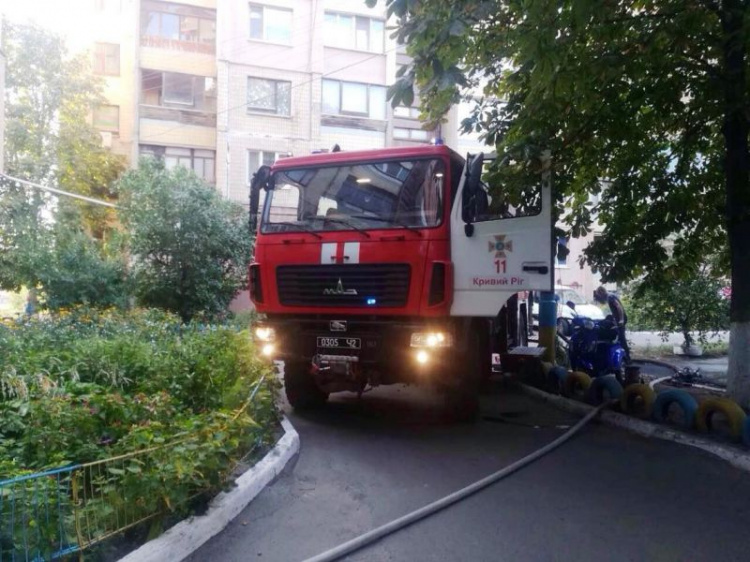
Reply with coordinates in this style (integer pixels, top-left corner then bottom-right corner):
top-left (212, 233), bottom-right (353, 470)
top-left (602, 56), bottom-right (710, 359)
top-left (255, 316), bottom-right (456, 383)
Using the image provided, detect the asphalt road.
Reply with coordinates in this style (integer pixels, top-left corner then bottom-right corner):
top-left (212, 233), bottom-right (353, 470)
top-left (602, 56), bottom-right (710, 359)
top-left (188, 383), bottom-right (750, 562)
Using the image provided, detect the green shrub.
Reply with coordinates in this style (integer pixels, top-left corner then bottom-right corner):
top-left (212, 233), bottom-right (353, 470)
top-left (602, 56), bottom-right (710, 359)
top-left (118, 160), bottom-right (253, 322)
top-left (0, 308), bottom-right (279, 472)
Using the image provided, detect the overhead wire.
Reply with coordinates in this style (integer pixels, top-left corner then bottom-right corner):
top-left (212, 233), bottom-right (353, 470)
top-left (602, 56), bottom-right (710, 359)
top-left (0, 172), bottom-right (119, 208)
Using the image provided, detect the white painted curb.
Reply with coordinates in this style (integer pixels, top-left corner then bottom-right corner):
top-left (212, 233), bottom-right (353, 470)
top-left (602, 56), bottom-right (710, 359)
top-left (118, 417), bottom-right (300, 562)
top-left (519, 384), bottom-right (750, 474)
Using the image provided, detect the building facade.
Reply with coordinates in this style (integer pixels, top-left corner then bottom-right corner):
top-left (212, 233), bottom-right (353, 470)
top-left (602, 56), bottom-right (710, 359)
top-left (74, 0), bottom-right (607, 298)
top-left (73, 0), bottom-right (217, 184)
top-left (215, 0), bottom-right (440, 206)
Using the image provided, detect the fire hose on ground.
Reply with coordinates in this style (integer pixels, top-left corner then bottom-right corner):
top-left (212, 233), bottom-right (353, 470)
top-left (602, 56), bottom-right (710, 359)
top-left (301, 400), bottom-right (613, 562)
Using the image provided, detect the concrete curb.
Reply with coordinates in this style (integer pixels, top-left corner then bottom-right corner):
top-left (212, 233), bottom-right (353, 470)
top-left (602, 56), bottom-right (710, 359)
top-left (118, 416), bottom-right (300, 562)
top-left (519, 384), bottom-right (750, 474)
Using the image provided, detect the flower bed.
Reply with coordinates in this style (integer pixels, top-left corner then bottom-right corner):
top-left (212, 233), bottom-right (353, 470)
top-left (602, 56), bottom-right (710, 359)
top-left (0, 308), bottom-right (279, 559)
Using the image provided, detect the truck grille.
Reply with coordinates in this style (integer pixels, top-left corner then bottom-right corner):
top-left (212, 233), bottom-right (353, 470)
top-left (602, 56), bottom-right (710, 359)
top-left (276, 264), bottom-right (411, 308)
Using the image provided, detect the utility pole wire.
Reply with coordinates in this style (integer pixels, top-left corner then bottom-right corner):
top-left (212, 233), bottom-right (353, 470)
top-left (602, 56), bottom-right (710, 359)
top-left (0, 172), bottom-right (119, 209)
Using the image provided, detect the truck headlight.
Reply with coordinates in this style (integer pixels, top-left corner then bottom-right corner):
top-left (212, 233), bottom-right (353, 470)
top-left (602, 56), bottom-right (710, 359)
top-left (415, 350), bottom-right (429, 364)
top-left (410, 332), bottom-right (453, 348)
top-left (255, 326), bottom-right (276, 342)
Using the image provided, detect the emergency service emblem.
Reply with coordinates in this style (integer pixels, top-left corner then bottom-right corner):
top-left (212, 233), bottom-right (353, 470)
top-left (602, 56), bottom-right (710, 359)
top-left (330, 320), bottom-right (347, 332)
top-left (488, 235), bottom-right (513, 258)
top-left (323, 278), bottom-right (358, 296)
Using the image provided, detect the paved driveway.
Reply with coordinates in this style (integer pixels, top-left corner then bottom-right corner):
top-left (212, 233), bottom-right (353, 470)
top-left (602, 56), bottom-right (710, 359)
top-left (188, 385), bottom-right (750, 562)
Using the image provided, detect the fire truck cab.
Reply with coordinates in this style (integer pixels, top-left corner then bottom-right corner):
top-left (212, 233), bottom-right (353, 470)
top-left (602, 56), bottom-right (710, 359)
top-left (249, 144), bottom-right (552, 417)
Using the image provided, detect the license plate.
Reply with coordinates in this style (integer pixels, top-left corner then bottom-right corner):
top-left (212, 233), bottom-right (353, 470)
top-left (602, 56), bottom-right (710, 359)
top-left (317, 337), bottom-right (361, 349)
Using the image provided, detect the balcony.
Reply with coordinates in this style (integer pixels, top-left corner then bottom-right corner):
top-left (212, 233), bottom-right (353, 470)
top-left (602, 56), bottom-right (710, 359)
top-left (140, 34), bottom-right (214, 55)
top-left (139, 105), bottom-right (216, 128)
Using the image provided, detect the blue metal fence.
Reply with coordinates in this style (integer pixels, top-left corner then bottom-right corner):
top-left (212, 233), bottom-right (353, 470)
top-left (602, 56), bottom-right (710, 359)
top-left (1, 374), bottom-right (268, 561)
top-left (0, 465), bottom-right (79, 561)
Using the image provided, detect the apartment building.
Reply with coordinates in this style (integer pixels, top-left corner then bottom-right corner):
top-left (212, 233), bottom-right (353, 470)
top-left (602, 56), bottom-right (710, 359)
top-left (138, 0), bottom-right (217, 183)
top-left (78, 0), bottom-right (217, 184)
top-left (215, 0), bottom-right (441, 205)
top-left (75, 0), bottom-right (450, 200)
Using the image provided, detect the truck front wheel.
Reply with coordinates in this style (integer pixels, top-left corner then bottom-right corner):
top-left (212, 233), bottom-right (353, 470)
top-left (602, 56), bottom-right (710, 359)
top-left (284, 361), bottom-right (329, 410)
top-left (444, 323), bottom-right (487, 421)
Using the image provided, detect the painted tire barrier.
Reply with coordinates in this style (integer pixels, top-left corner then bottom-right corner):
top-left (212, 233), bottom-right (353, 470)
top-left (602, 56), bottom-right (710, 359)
top-left (652, 389), bottom-right (699, 429)
top-left (743, 416), bottom-right (750, 448)
top-left (620, 384), bottom-right (657, 418)
top-left (586, 374), bottom-right (623, 406)
top-left (696, 397), bottom-right (747, 442)
top-left (562, 370), bottom-right (592, 399)
top-left (547, 366), bottom-right (569, 394)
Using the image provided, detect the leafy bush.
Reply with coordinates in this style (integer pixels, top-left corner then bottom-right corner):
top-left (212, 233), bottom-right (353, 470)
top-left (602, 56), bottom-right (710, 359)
top-left (39, 226), bottom-right (130, 311)
top-left (118, 160), bottom-right (253, 322)
top-left (624, 271), bottom-right (730, 348)
top-left (0, 307), bottom-right (278, 473)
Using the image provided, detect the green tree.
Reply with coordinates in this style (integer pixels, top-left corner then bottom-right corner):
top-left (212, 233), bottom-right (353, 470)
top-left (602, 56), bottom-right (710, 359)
top-left (39, 218), bottom-right (129, 310)
top-left (378, 0), bottom-right (750, 406)
top-left (1, 20), bottom-right (125, 294)
top-left (118, 159), bottom-right (253, 322)
top-left (627, 270), bottom-right (730, 350)
top-left (0, 177), bottom-right (49, 293)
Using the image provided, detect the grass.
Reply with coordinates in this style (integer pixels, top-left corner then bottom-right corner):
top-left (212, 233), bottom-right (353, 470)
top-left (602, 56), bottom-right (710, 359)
top-left (631, 341), bottom-right (729, 359)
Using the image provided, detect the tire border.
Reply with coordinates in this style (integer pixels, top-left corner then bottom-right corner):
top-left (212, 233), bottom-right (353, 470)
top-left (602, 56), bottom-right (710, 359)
top-left (696, 397), bottom-right (747, 441)
top-left (652, 389), bottom-right (699, 430)
top-left (620, 384), bottom-right (657, 418)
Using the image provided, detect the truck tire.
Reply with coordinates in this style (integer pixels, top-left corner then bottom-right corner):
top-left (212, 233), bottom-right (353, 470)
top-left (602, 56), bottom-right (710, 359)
top-left (284, 361), bottom-right (329, 410)
top-left (445, 324), bottom-right (484, 422)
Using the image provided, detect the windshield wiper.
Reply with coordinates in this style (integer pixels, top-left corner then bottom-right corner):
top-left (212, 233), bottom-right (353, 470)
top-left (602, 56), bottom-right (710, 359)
top-left (349, 215), bottom-right (423, 237)
top-left (317, 217), bottom-right (371, 238)
top-left (267, 221), bottom-right (322, 239)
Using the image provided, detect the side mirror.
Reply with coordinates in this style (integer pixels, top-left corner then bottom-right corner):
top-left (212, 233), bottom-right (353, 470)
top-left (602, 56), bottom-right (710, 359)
top-left (461, 153), bottom-right (485, 233)
top-left (249, 165), bottom-right (272, 234)
top-left (566, 301), bottom-right (576, 310)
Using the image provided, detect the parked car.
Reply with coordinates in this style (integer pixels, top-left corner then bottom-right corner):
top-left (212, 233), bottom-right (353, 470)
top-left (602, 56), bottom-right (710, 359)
top-left (531, 285), bottom-right (606, 336)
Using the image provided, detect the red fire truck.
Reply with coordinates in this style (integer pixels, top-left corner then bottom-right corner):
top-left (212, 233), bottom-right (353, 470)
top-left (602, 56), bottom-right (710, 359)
top-left (249, 144), bottom-right (552, 416)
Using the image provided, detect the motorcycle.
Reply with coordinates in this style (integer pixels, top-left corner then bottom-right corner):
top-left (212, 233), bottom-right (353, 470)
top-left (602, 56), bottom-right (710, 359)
top-left (565, 301), bottom-right (626, 381)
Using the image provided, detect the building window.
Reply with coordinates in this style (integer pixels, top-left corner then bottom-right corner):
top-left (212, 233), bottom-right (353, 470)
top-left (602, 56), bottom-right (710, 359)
top-left (143, 11), bottom-right (215, 45)
top-left (247, 77), bottom-right (291, 116)
top-left (93, 43), bottom-right (120, 76)
top-left (163, 72), bottom-right (194, 105)
top-left (248, 150), bottom-right (279, 184)
top-left (141, 70), bottom-right (217, 112)
top-left (140, 145), bottom-right (216, 184)
top-left (394, 127), bottom-right (430, 142)
top-left (249, 4), bottom-right (292, 44)
top-left (322, 79), bottom-right (386, 120)
top-left (324, 12), bottom-right (384, 53)
top-left (394, 105), bottom-right (420, 119)
top-left (556, 237), bottom-right (569, 267)
top-left (93, 105), bottom-right (120, 133)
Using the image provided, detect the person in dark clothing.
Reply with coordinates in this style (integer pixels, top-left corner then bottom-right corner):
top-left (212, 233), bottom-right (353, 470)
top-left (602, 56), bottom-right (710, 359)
top-left (594, 286), bottom-right (631, 363)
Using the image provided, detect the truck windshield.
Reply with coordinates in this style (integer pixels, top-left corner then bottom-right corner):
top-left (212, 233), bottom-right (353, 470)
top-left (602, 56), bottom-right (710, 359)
top-left (261, 158), bottom-right (445, 234)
